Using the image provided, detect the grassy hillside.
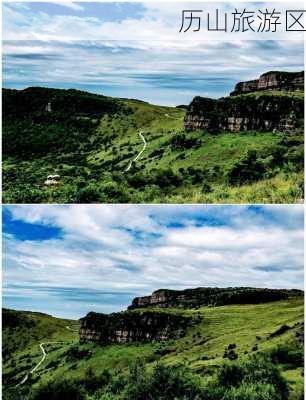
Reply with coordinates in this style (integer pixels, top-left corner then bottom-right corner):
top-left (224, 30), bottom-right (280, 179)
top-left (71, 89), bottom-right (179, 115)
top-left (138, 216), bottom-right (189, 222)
top-left (2, 88), bottom-right (304, 204)
top-left (3, 296), bottom-right (304, 400)
top-left (2, 309), bottom-right (79, 387)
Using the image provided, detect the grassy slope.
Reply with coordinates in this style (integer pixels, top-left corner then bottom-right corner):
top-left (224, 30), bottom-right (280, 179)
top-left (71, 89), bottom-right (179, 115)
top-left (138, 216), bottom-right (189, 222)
top-left (2, 90), bottom-right (304, 203)
top-left (3, 297), bottom-right (304, 399)
top-left (90, 95), bottom-right (304, 203)
top-left (3, 310), bottom-right (80, 387)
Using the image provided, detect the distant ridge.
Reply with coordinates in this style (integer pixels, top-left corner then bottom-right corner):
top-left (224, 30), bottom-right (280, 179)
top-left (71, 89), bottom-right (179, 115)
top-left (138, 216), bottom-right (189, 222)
top-left (230, 70), bottom-right (304, 96)
top-left (128, 287), bottom-right (304, 309)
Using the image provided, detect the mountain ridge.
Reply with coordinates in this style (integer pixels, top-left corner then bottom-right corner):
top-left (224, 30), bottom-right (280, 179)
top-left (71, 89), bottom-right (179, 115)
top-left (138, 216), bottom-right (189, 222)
top-left (3, 70), bottom-right (304, 204)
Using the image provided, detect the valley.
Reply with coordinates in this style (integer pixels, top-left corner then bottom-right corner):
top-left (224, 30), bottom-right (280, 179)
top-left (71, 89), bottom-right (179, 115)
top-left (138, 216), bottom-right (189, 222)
top-left (2, 288), bottom-right (304, 400)
top-left (2, 71), bottom-right (304, 204)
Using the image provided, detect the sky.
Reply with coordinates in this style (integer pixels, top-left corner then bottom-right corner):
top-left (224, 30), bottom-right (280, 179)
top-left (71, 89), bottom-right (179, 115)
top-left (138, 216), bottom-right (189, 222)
top-left (2, 2), bottom-right (304, 105)
top-left (3, 205), bottom-right (304, 319)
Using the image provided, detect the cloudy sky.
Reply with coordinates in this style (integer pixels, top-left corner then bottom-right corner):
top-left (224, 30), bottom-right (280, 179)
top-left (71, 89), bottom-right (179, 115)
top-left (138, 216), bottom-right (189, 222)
top-left (3, 205), bottom-right (304, 319)
top-left (3, 2), bottom-right (304, 105)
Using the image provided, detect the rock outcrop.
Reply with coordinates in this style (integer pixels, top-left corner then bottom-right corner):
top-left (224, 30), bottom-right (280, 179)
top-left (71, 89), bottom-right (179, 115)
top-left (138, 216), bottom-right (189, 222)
top-left (129, 287), bottom-right (303, 310)
top-left (184, 71), bottom-right (304, 133)
top-left (184, 93), bottom-right (303, 133)
top-left (79, 310), bottom-right (194, 345)
top-left (230, 71), bottom-right (304, 96)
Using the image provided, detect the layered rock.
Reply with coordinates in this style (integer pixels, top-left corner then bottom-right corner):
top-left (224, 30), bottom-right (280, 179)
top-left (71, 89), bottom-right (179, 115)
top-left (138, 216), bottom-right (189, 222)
top-left (79, 310), bottom-right (194, 345)
top-left (184, 70), bottom-right (304, 133)
top-left (184, 92), bottom-right (303, 133)
top-left (129, 287), bottom-right (303, 310)
top-left (230, 71), bottom-right (304, 96)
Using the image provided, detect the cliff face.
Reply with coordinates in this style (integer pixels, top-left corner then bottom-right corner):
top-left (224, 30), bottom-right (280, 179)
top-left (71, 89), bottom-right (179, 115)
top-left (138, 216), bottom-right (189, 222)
top-left (184, 71), bottom-right (304, 133)
top-left (230, 71), bottom-right (304, 96)
top-left (79, 310), bottom-right (194, 345)
top-left (184, 93), bottom-right (303, 133)
top-left (129, 287), bottom-right (303, 310)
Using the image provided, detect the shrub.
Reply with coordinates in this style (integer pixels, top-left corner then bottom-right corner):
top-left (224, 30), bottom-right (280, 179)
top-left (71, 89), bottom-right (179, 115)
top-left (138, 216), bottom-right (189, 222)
top-left (218, 363), bottom-right (244, 387)
top-left (123, 361), bottom-right (203, 400)
top-left (29, 379), bottom-right (86, 400)
top-left (217, 354), bottom-right (288, 400)
top-left (170, 134), bottom-right (201, 150)
top-left (227, 150), bottom-right (267, 185)
top-left (227, 350), bottom-right (238, 360)
top-left (65, 346), bottom-right (92, 361)
top-left (201, 182), bottom-right (212, 194)
top-left (152, 168), bottom-right (182, 190)
top-left (82, 367), bottom-right (111, 393)
top-left (75, 183), bottom-right (102, 203)
top-left (241, 355), bottom-right (288, 399)
top-left (270, 344), bottom-right (304, 367)
top-left (270, 324), bottom-right (291, 338)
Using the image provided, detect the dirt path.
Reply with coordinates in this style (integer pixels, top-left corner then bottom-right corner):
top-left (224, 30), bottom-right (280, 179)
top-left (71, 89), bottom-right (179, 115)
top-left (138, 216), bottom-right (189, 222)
top-left (16, 341), bottom-right (65, 386)
top-left (16, 326), bottom-right (78, 387)
top-left (125, 130), bottom-right (147, 172)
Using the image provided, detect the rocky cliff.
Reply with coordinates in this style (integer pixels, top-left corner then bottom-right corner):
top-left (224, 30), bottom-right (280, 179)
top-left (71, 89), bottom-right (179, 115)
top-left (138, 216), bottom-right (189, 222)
top-left (184, 92), bottom-right (303, 133)
top-left (184, 71), bottom-right (304, 133)
top-left (79, 310), bottom-right (195, 345)
top-left (129, 287), bottom-right (303, 310)
top-left (230, 71), bottom-right (304, 96)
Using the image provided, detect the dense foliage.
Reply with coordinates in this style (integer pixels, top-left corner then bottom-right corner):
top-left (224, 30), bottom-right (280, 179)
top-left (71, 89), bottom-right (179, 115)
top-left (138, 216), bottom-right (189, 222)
top-left (9, 354), bottom-right (291, 400)
top-left (3, 87), bottom-right (120, 157)
top-left (2, 87), bottom-right (304, 203)
top-left (3, 297), bottom-right (304, 400)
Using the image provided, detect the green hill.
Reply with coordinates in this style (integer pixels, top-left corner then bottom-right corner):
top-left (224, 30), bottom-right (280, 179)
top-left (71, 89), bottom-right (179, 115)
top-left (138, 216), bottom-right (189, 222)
top-left (3, 294), bottom-right (304, 400)
top-left (2, 86), bottom-right (304, 204)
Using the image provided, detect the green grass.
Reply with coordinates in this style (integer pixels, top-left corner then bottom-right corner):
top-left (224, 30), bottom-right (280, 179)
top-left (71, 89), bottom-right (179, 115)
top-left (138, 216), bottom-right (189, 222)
top-left (3, 297), bottom-right (303, 399)
top-left (164, 172), bottom-right (304, 204)
top-left (2, 89), bottom-right (304, 204)
top-left (2, 310), bottom-right (80, 387)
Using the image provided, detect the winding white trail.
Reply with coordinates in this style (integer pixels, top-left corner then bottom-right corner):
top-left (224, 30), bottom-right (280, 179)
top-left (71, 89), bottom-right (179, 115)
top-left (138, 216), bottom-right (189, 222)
top-left (65, 325), bottom-right (79, 332)
top-left (125, 130), bottom-right (147, 172)
top-left (16, 326), bottom-right (79, 387)
top-left (164, 113), bottom-right (177, 119)
top-left (16, 342), bottom-right (65, 387)
top-left (124, 112), bottom-right (178, 172)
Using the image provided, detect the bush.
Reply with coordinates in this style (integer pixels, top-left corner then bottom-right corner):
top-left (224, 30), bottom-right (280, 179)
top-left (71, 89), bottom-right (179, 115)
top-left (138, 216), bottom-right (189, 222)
top-left (218, 363), bottom-right (244, 387)
top-left (123, 361), bottom-right (203, 400)
top-left (75, 183), bottom-right (102, 203)
top-left (201, 182), bottom-right (212, 193)
top-left (82, 367), bottom-right (111, 393)
top-left (270, 344), bottom-right (304, 367)
top-left (170, 133), bottom-right (201, 150)
top-left (152, 168), bottom-right (182, 190)
top-left (227, 150), bottom-right (267, 185)
top-left (217, 354), bottom-right (288, 400)
top-left (29, 379), bottom-right (86, 400)
top-left (65, 346), bottom-right (92, 361)
top-left (227, 350), bottom-right (238, 360)
top-left (241, 355), bottom-right (288, 399)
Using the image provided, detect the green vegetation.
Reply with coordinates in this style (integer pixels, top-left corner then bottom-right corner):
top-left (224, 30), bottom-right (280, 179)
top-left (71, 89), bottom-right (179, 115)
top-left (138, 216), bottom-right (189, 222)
top-left (2, 87), bottom-right (304, 204)
top-left (129, 288), bottom-right (302, 310)
top-left (3, 296), bottom-right (304, 400)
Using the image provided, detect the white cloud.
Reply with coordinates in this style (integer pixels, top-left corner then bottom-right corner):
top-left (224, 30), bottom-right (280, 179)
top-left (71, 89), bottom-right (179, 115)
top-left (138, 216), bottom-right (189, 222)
top-left (3, 39), bottom-right (304, 105)
top-left (3, 205), bottom-right (304, 318)
top-left (3, 2), bottom-right (305, 41)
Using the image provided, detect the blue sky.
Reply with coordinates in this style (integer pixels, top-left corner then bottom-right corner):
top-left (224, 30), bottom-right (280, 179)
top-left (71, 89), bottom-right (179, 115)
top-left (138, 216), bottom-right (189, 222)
top-left (2, 2), bottom-right (304, 105)
top-left (3, 205), bottom-right (304, 319)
